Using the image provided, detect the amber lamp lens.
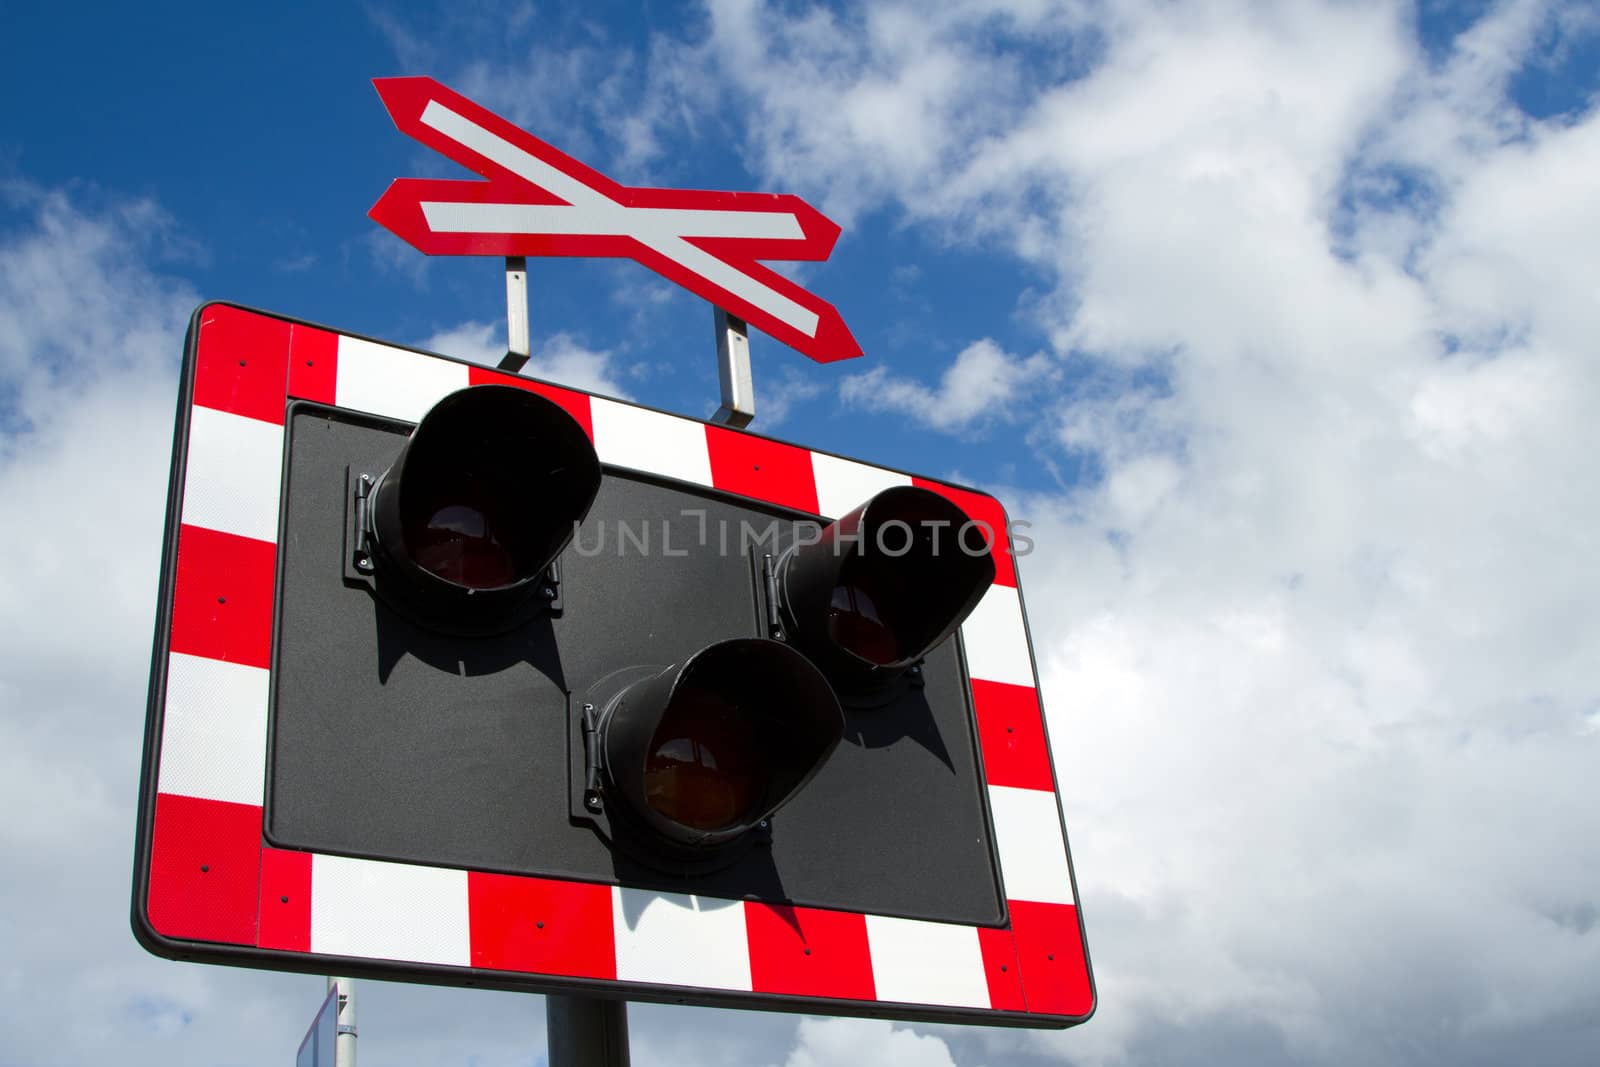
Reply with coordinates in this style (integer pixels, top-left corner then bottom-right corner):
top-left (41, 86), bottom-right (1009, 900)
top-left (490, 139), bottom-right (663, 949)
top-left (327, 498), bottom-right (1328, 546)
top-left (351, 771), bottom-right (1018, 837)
top-left (643, 688), bottom-right (764, 832)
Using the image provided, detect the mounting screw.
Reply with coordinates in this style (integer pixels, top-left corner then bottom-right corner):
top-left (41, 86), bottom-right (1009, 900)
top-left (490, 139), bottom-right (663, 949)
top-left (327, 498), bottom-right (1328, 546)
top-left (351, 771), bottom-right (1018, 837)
top-left (584, 792), bottom-right (603, 811)
top-left (355, 554), bottom-right (373, 572)
top-left (910, 665), bottom-right (922, 675)
top-left (540, 585), bottom-right (556, 599)
top-left (583, 703), bottom-right (594, 712)
top-left (759, 819), bottom-right (769, 830)
top-left (358, 474), bottom-right (372, 485)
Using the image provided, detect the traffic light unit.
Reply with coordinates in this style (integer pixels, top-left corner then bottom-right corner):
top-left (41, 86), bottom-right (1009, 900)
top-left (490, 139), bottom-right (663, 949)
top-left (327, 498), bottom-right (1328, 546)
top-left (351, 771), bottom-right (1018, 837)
top-left (133, 303), bottom-right (1094, 1026)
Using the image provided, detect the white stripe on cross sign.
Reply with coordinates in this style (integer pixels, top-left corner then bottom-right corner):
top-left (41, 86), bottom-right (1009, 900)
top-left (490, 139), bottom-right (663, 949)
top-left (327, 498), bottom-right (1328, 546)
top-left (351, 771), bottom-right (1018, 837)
top-left (417, 102), bottom-right (822, 339)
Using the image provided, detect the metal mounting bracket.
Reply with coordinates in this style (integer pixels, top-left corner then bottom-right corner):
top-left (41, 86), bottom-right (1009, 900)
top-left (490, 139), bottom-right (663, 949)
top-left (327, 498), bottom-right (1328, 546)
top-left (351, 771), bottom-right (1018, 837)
top-left (711, 308), bottom-right (754, 427)
top-left (341, 466), bottom-right (564, 617)
top-left (500, 255), bottom-right (530, 373)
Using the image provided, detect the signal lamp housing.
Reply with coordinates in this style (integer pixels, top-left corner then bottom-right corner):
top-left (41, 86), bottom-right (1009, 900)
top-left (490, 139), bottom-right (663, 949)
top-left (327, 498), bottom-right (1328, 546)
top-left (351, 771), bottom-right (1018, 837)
top-left (363, 384), bottom-right (601, 634)
top-left (777, 486), bottom-right (997, 694)
top-left (583, 638), bottom-right (845, 867)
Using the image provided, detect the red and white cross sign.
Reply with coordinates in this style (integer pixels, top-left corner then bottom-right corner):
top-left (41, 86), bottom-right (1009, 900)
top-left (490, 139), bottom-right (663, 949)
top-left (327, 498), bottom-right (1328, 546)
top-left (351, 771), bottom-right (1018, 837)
top-left (368, 77), bottom-right (863, 364)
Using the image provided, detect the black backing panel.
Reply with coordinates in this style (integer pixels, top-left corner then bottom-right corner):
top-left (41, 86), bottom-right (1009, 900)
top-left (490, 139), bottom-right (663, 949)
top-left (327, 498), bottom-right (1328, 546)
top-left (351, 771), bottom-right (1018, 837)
top-left (267, 404), bottom-right (1005, 925)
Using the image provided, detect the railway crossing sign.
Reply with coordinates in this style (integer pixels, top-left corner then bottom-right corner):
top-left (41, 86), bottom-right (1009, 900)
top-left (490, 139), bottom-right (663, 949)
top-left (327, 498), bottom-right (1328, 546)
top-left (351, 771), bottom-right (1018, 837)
top-left (368, 77), bottom-right (862, 364)
top-left (131, 303), bottom-right (1094, 1028)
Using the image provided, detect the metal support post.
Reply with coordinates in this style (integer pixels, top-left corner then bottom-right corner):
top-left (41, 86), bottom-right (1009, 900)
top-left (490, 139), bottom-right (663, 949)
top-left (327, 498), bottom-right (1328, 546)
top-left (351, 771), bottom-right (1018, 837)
top-left (328, 976), bottom-right (357, 1067)
top-left (546, 994), bottom-right (630, 1067)
top-left (711, 308), bottom-right (754, 427)
top-left (501, 256), bottom-right (530, 372)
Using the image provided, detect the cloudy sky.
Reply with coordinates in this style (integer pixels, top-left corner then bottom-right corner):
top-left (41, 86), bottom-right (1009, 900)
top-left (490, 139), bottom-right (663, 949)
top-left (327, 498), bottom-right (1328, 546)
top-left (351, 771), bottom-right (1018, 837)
top-left (4, 0), bottom-right (1599, 1064)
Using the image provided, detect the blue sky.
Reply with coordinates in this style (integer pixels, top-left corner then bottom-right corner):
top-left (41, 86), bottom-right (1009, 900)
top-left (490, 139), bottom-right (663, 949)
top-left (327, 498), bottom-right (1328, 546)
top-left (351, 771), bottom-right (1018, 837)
top-left (4, 2), bottom-right (1600, 1066)
top-left (1, 0), bottom-right (1079, 482)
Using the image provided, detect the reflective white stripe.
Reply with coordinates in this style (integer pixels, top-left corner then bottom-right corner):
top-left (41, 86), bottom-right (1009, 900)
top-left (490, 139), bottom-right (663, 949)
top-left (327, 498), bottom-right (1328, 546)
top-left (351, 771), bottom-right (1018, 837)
top-left (989, 785), bottom-right (1074, 905)
top-left (310, 855), bottom-right (470, 966)
top-left (809, 452), bottom-right (912, 520)
top-left (612, 888), bottom-right (752, 991)
top-left (334, 335), bottom-right (469, 424)
top-left (864, 916), bottom-right (991, 1008)
top-left (180, 406), bottom-right (283, 543)
top-left (961, 585), bottom-right (1036, 687)
top-left (590, 398), bottom-right (715, 487)
top-left (422, 202), bottom-right (805, 241)
top-left (157, 653), bottom-right (270, 806)
top-left (420, 101), bottom-right (820, 338)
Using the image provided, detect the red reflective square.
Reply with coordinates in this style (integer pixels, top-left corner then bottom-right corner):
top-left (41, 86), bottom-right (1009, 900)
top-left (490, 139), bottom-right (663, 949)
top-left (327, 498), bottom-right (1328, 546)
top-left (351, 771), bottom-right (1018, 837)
top-left (169, 525), bottom-right (277, 669)
top-left (468, 872), bottom-right (616, 979)
top-left (146, 794), bottom-right (262, 946)
top-left (972, 680), bottom-right (1056, 791)
top-left (746, 903), bottom-right (875, 1000)
top-left (1010, 901), bottom-right (1093, 1017)
top-left (287, 324), bottom-right (339, 405)
top-left (257, 848), bottom-right (312, 951)
top-left (193, 304), bottom-right (291, 425)
top-left (707, 426), bottom-right (820, 514)
top-left (977, 925), bottom-right (1026, 1011)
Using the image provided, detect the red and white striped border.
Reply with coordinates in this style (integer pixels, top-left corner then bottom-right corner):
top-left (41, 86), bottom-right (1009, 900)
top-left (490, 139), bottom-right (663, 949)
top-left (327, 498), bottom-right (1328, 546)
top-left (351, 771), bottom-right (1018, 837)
top-left (142, 303), bottom-right (1092, 1023)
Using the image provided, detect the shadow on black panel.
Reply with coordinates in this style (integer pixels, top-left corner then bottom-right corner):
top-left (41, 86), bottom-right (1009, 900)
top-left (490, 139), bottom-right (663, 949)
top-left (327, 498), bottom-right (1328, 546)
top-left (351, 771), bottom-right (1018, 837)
top-left (371, 597), bottom-right (568, 691)
top-left (609, 844), bottom-right (792, 932)
top-left (841, 686), bottom-right (956, 774)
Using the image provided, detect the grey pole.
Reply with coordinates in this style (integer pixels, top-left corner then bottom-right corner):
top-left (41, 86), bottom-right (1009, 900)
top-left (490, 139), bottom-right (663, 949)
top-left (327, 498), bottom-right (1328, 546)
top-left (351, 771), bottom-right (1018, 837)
top-left (546, 994), bottom-right (630, 1067)
top-left (327, 976), bottom-right (357, 1067)
top-left (505, 254), bottom-right (631, 1066)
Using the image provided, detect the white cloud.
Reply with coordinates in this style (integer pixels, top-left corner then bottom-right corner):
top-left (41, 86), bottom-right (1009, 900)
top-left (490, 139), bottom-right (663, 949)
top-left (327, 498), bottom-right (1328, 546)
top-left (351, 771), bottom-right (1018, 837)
top-left (840, 338), bottom-right (1053, 431)
top-left (773, 1017), bottom-right (966, 1067)
top-left (650, 2), bottom-right (1600, 1063)
top-left (957, 7), bottom-right (1599, 1065)
top-left (365, 3), bottom-right (1600, 1062)
top-left (363, 227), bottom-right (433, 290)
top-left (0, 183), bottom-right (285, 1066)
top-left (0, 186), bottom-right (620, 1067)
top-left (682, 0), bottom-right (1080, 224)
top-left (0, 184), bottom-right (196, 698)
top-left (371, 5), bottom-right (714, 183)
top-left (754, 364), bottom-right (827, 428)
top-left (419, 319), bottom-right (635, 399)
top-left (1420, 98), bottom-right (1600, 354)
